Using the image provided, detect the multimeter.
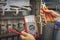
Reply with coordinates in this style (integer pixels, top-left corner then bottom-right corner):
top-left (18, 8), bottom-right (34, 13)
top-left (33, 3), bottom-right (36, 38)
top-left (24, 15), bottom-right (40, 38)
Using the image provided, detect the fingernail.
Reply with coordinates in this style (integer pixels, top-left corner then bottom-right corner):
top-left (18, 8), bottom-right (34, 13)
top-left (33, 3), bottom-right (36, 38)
top-left (21, 31), bottom-right (24, 33)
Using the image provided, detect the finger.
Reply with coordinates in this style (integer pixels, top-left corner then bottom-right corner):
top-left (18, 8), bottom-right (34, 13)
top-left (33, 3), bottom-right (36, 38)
top-left (41, 14), bottom-right (45, 18)
top-left (40, 10), bottom-right (43, 13)
top-left (43, 10), bottom-right (53, 13)
top-left (40, 14), bottom-right (44, 16)
top-left (20, 35), bottom-right (26, 40)
top-left (42, 19), bottom-right (45, 21)
top-left (21, 31), bottom-right (28, 36)
top-left (40, 14), bottom-right (45, 19)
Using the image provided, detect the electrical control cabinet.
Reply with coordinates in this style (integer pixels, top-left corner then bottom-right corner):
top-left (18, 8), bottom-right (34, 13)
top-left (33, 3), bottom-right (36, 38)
top-left (0, 0), bottom-right (30, 40)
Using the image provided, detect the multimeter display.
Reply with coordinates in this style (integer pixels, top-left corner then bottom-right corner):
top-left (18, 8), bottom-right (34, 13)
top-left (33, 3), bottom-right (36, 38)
top-left (29, 25), bottom-right (35, 31)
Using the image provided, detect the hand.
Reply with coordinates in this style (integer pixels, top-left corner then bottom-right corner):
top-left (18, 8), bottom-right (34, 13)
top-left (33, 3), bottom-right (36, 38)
top-left (20, 31), bottom-right (35, 40)
top-left (41, 10), bottom-right (60, 22)
top-left (44, 10), bottom-right (60, 17)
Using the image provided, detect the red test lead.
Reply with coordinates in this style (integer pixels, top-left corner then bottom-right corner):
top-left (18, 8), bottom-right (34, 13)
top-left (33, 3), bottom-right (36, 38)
top-left (9, 30), bottom-right (21, 35)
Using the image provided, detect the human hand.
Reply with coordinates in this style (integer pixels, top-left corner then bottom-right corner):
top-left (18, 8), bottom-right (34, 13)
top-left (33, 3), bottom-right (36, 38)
top-left (41, 10), bottom-right (60, 22)
top-left (20, 31), bottom-right (35, 40)
top-left (43, 10), bottom-right (60, 17)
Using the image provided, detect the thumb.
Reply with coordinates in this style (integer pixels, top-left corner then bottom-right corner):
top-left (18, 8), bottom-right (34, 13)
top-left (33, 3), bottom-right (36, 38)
top-left (43, 10), bottom-right (53, 13)
top-left (21, 31), bottom-right (28, 36)
top-left (20, 35), bottom-right (26, 40)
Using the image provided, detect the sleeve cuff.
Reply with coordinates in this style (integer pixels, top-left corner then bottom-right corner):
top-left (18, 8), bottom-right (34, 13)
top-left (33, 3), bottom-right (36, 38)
top-left (55, 18), bottom-right (60, 26)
